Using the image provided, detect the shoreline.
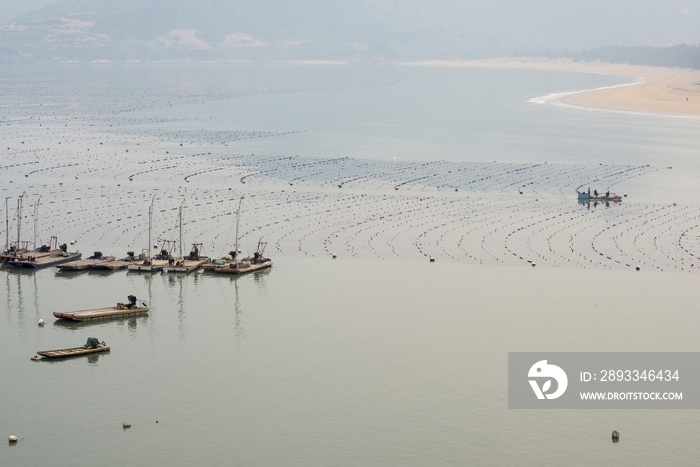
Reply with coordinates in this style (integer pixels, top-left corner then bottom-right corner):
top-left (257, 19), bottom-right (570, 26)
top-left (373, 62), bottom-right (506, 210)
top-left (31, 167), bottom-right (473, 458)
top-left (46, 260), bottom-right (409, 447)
top-left (401, 58), bottom-right (700, 116)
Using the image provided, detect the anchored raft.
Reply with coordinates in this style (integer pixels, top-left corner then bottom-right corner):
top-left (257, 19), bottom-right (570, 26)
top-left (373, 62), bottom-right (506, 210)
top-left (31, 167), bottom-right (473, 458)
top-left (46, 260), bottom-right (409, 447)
top-left (53, 295), bottom-right (148, 322)
top-left (36, 338), bottom-right (109, 359)
top-left (56, 252), bottom-right (116, 271)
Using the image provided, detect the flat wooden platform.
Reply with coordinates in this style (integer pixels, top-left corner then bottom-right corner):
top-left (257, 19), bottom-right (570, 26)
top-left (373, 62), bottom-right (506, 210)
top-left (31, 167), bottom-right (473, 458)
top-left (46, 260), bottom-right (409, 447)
top-left (37, 346), bottom-right (110, 358)
top-left (92, 260), bottom-right (133, 271)
top-left (54, 306), bottom-right (149, 321)
top-left (56, 256), bottom-right (116, 271)
top-left (127, 260), bottom-right (168, 272)
top-left (212, 260), bottom-right (272, 275)
top-left (163, 258), bottom-right (209, 273)
top-left (8, 252), bottom-right (82, 269)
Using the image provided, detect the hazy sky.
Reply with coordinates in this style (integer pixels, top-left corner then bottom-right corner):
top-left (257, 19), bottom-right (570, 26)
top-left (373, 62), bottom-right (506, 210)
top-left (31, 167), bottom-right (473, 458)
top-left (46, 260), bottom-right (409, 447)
top-left (1, 1), bottom-right (700, 62)
top-left (0, 0), bottom-right (53, 24)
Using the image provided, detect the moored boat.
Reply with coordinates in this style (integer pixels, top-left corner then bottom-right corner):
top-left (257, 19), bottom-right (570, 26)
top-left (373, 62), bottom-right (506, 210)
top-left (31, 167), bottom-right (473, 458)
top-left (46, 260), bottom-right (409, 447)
top-left (53, 295), bottom-right (148, 322)
top-left (212, 240), bottom-right (272, 275)
top-left (212, 258), bottom-right (272, 275)
top-left (36, 338), bottom-right (109, 359)
top-left (56, 252), bottom-right (116, 271)
top-left (8, 248), bottom-right (81, 269)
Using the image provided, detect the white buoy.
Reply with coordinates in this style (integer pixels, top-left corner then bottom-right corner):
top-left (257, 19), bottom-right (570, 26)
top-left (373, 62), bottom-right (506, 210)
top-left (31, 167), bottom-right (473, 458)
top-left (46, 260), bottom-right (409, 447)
top-left (531, 263), bottom-right (536, 267)
top-left (123, 422), bottom-right (132, 428)
top-left (70, 241), bottom-right (75, 245)
top-left (636, 265), bottom-right (640, 271)
top-left (430, 256), bottom-right (435, 262)
top-left (38, 319), bottom-right (44, 326)
top-left (8, 436), bottom-right (17, 442)
top-left (611, 430), bottom-right (619, 439)
top-left (332, 253), bottom-right (337, 258)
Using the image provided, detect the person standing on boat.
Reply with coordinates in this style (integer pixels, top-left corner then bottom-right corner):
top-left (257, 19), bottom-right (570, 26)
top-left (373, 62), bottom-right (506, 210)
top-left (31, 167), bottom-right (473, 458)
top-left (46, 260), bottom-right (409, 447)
top-left (588, 187), bottom-right (591, 196)
top-left (606, 190), bottom-right (610, 197)
top-left (594, 189), bottom-right (598, 197)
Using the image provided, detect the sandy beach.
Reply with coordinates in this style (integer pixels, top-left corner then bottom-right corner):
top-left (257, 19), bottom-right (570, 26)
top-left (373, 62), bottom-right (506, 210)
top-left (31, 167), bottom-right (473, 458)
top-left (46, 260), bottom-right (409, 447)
top-left (402, 58), bottom-right (700, 115)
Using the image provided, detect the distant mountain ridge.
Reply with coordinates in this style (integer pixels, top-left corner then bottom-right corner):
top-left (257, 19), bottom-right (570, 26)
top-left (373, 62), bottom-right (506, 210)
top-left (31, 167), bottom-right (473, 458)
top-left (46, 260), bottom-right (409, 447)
top-left (2, 0), bottom-right (700, 62)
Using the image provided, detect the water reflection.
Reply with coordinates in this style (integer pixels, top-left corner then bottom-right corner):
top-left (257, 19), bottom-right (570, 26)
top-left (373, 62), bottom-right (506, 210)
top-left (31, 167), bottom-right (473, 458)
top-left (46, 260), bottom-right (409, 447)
top-left (577, 198), bottom-right (621, 209)
top-left (165, 273), bottom-right (187, 341)
top-left (233, 277), bottom-right (243, 345)
top-left (42, 351), bottom-right (109, 365)
top-left (53, 315), bottom-right (149, 329)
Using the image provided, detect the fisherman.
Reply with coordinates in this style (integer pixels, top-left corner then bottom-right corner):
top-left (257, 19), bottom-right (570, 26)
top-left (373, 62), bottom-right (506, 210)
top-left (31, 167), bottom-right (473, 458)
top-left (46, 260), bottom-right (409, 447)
top-left (606, 191), bottom-right (610, 197)
top-left (168, 255), bottom-right (174, 266)
top-left (127, 295), bottom-right (137, 309)
top-left (594, 189), bottom-right (598, 196)
top-left (192, 245), bottom-right (198, 260)
top-left (588, 187), bottom-right (591, 196)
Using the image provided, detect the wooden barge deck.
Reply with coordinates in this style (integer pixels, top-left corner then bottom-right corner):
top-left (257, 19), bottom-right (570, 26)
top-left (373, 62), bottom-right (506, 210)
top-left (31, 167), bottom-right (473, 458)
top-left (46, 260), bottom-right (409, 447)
top-left (7, 251), bottom-right (82, 269)
top-left (212, 260), bottom-right (272, 275)
top-left (56, 256), bottom-right (116, 271)
top-left (36, 346), bottom-right (110, 358)
top-left (92, 259), bottom-right (137, 271)
top-left (127, 260), bottom-right (168, 272)
top-left (162, 257), bottom-right (209, 273)
top-left (54, 305), bottom-right (149, 322)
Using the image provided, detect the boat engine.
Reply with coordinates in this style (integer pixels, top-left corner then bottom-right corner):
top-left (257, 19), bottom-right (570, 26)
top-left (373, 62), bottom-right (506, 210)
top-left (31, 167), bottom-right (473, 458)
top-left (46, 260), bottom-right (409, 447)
top-left (89, 251), bottom-right (103, 260)
top-left (229, 250), bottom-right (237, 260)
top-left (83, 337), bottom-right (101, 349)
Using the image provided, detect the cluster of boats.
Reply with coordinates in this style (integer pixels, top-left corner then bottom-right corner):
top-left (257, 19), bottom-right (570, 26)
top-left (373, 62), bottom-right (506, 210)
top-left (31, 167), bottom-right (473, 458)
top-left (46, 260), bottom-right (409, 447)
top-left (2, 194), bottom-right (272, 275)
top-left (33, 295), bottom-right (147, 360)
top-left (1, 240), bottom-right (272, 275)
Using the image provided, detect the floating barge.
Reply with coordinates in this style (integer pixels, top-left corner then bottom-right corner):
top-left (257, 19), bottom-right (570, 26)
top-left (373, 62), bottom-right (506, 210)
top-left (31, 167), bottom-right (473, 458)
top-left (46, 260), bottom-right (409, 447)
top-left (127, 259), bottom-right (168, 272)
top-left (163, 257), bottom-right (209, 273)
top-left (54, 296), bottom-right (148, 322)
top-left (36, 345), bottom-right (110, 359)
top-left (54, 305), bottom-right (149, 321)
top-left (8, 251), bottom-right (82, 269)
top-left (212, 259), bottom-right (272, 275)
top-left (92, 253), bottom-right (144, 271)
top-left (202, 260), bottom-right (228, 270)
top-left (56, 256), bottom-right (116, 271)
top-left (92, 260), bottom-right (134, 271)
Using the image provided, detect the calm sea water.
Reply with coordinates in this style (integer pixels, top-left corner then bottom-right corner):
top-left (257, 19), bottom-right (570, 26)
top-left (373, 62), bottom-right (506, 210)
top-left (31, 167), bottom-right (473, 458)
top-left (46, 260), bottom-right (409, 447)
top-left (2, 64), bottom-right (700, 466)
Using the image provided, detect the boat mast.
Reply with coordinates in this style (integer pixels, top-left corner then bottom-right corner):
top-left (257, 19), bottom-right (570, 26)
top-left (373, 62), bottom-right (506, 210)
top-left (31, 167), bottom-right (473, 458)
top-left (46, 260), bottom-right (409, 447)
top-left (234, 196), bottom-right (243, 262)
top-left (148, 194), bottom-right (155, 259)
top-left (178, 199), bottom-right (186, 259)
top-left (16, 193), bottom-right (24, 251)
top-left (5, 197), bottom-right (10, 252)
top-left (33, 195), bottom-right (41, 250)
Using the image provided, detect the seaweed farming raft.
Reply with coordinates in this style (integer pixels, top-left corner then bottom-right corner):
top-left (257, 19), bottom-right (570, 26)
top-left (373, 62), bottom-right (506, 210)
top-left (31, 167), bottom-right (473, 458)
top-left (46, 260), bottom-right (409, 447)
top-left (35, 338), bottom-right (109, 359)
top-left (53, 295), bottom-right (149, 322)
top-left (7, 242), bottom-right (81, 269)
top-left (163, 243), bottom-right (209, 273)
top-left (212, 241), bottom-right (272, 275)
top-left (56, 251), bottom-right (116, 271)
